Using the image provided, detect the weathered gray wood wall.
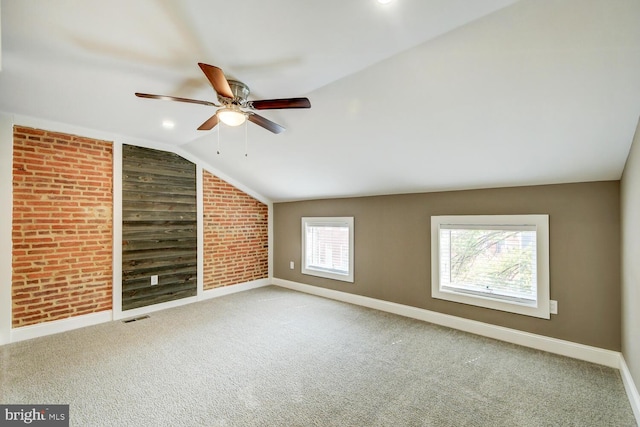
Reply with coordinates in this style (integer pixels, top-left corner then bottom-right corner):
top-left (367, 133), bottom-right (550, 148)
top-left (122, 145), bottom-right (197, 311)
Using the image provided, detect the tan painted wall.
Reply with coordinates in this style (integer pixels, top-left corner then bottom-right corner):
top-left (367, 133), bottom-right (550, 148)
top-left (621, 120), bottom-right (640, 385)
top-left (274, 181), bottom-right (621, 350)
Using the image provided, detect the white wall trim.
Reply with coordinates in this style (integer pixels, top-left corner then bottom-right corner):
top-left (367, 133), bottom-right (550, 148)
top-left (196, 164), bottom-right (205, 298)
top-left (620, 355), bottom-right (640, 424)
top-left (268, 203), bottom-right (274, 281)
top-left (0, 113), bottom-right (14, 345)
top-left (111, 141), bottom-right (123, 320)
top-left (200, 278), bottom-right (271, 301)
top-left (272, 278), bottom-right (622, 369)
top-left (10, 311), bottom-right (113, 344)
top-left (0, 3), bottom-right (3, 72)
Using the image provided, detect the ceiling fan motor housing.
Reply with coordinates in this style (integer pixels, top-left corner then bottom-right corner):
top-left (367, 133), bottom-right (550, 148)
top-left (223, 80), bottom-right (250, 105)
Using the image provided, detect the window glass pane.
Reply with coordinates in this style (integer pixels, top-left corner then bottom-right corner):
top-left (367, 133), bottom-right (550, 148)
top-left (439, 228), bottom-right (537, 302)
top-left (305, 224), bottom-right (350, 275)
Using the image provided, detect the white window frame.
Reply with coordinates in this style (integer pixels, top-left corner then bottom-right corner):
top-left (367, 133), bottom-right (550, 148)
top-left (302, 217), bottom-right (354, 283)
top-left (431, 214), bottom-right (550, 319)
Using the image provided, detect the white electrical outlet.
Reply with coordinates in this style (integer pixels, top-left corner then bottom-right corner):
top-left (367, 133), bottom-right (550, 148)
top-left (289, 261), bottom-right (295, 270)
top-left (151, 275), bottom-right (158, 286)
top-left (549, 300), bottom-right (558, 315)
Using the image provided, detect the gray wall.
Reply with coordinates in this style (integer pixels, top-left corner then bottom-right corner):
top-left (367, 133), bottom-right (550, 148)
top-left (274, 181), bottom-right (621, 350)
top-left (622, 120), bottom-right (640, 387)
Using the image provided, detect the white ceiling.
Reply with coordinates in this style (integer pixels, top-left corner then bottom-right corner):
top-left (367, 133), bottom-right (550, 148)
top-left (1, 0), bottom-right (640, 202)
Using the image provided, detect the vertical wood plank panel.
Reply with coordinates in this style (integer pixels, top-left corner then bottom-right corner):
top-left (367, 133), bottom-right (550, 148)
top-left (122, 145), bottom-right (197, 311)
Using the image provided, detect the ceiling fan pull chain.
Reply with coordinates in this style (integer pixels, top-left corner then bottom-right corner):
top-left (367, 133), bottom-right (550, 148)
top-left (245, 120), bottom-right (249, 157)
top-left (217, 122), bottom-right (221, 155)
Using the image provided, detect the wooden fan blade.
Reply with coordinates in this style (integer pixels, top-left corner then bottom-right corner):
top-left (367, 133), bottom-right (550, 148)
top-left (197, 114), bottom-right (219, 131)
top-left (251, 97), bottom-right (311, 110)
top-left (248, 114), bottom-right (285, 134)
top-left (135, 92), bottom-right (217, 107)
top-left (198, 63), bottom-right (234, 99)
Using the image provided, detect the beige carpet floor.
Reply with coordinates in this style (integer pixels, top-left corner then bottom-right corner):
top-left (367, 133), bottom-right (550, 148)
top-left (0, 286), bottom-right (636, 426)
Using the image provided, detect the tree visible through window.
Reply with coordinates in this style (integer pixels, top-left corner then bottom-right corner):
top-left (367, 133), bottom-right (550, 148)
top-left (440, 228), bottom-right (537, 303)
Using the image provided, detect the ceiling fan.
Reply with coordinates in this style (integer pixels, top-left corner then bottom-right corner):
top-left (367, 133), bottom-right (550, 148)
top-left (135, 63), bottom-right (311, 134)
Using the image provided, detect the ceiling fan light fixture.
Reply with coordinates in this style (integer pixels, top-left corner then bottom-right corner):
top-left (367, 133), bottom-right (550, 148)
top-left (217, 108), bottom-right (246, 126)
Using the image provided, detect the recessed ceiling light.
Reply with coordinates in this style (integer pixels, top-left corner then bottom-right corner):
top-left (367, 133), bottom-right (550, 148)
top-left (162, 120), bottom-right (175, 129)
top-left (377, 0), bottom-right (393, 4)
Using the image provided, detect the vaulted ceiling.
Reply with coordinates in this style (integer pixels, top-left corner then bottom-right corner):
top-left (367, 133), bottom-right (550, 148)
top-left (1, 0), bottom-right (639, 201)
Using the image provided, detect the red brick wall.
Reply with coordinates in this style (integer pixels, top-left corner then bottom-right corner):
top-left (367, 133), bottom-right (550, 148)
top-left (12, 127), bottom-right (113, 327)
top-left (203, 171), bottom-right (268, 289)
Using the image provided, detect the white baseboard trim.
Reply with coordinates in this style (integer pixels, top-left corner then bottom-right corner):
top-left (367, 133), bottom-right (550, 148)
top-left (117, 296), bottom-right (199, 321)
top-left (273, 278), bottom-right (621, 369)
top-left (10, 310), bottom-right (113, 344)
top-left (200, 278), bottom-right (271, 301)
top-left (620, 356), bottom-right (640, 424)
top-left (114, 279), bottom-right (271, 320)
top-left (6, 279), bottom-right (272, 345)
